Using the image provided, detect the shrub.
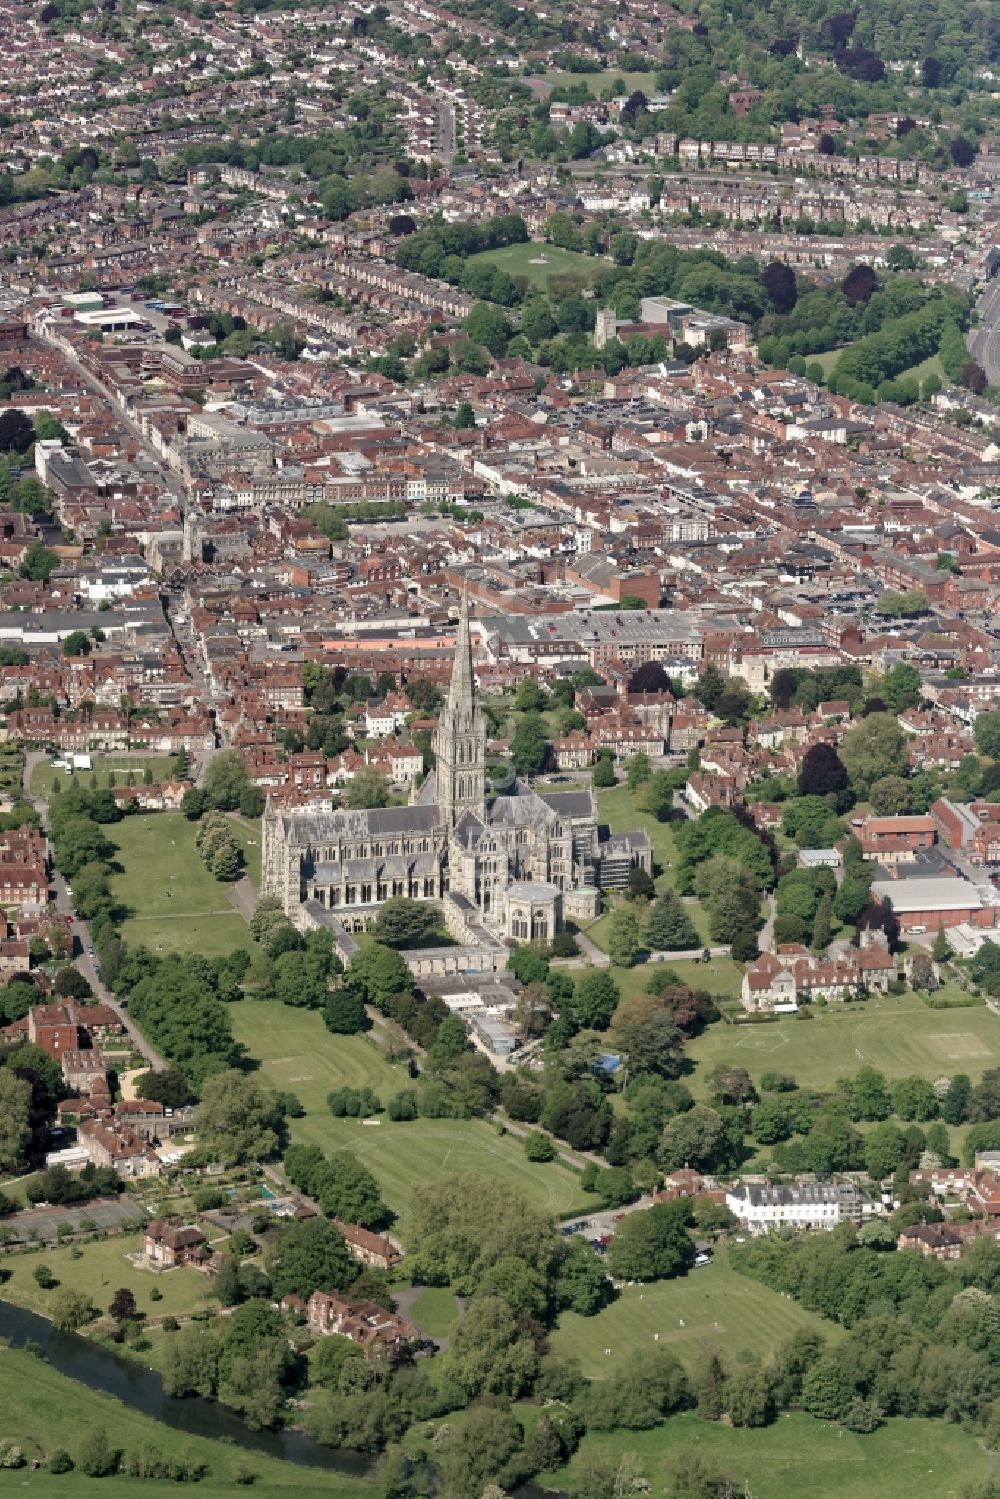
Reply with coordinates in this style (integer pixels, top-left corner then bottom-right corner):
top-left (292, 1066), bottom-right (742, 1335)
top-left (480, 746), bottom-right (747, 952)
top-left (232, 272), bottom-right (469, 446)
top-left (48, 1450), bottom-right (74, 1474)
top-left (193, 1187), bottom-right (227, 1212)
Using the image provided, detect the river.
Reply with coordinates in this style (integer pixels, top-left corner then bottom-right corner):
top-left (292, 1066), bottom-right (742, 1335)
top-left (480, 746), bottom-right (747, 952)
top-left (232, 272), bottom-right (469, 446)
top-left (0, 1299), bottom-right (369, 1475)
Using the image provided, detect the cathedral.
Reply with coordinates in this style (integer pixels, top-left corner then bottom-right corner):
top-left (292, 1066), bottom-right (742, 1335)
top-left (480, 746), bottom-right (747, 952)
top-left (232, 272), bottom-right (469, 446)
top-left (261, 601), bottom-right (651, 943)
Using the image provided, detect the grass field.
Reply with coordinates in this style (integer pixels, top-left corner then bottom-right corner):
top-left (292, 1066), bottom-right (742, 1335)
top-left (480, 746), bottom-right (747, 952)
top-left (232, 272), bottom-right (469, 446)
top-left (0, 1347), bottom-right (374, 1497)
top-left (229, 1001), bottom-right (591, 1228)
top-left (536, 67), bottom-right (659, 95)
top-left (552, 1246), bottom-right (836, 1380)
top-left (542, 1410), bottom-right (990, 1499)
top-left (406, 1287), bottom-right (461, 1339)
top-left (33, 756), bottom-right (180, 798)
top-left (811, 346), bottom-right (946, 391)
top-left (686, 989), bottom-right (1000, 1094)
top-left (108, 814), bottom-right (257, 959)
top-left (0, 1234), bottom-right (214, 1323)
top-left (465, 240), bottom-right (607, 291)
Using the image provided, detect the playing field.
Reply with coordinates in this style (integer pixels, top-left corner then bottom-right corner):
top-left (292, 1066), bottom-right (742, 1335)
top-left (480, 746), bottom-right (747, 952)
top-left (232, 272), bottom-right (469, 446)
top-left (109, 813), bottom-right (258, 959)
top-left (542, 1410), bottom-right (990, 1499)
top-left (465, 241), bottom-right (608, 291)
top-left (686, 990), bottom-right (1000, 1093)
top-left (229, 1001), bottom-right (590, 1228)
top-left (0, 1347), bottom-right (374, 1498)
top-left (551, 1246), bottom-right (837, 1380)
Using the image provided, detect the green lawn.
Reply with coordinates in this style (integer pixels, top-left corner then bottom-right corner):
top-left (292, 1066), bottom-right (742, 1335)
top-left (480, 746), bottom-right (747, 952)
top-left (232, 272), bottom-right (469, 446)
top-left (406, 1287), bottom-right (461, 1340)
top-left (0, 1233), bottom-right (214, 1323)
top-left (686, 990), bottom-right (1000, 1095)
top-left (542, 1410), bottom-right (990, 1499)
top-left (0, 1346), bottom-right (374, 1497)
top-left (33, 756), bottom-right (178, 798)
top-left (465, 240), bottom-right (608, 291)
top-left (108, 814), bottom-right (256, 959)
top-left (810, 347), bottom-right (945, 391)
top-left (536, 67), bottom-right (659, 95)
top-left (229, 1001), bottom-right (590, 1230)
top-left (552, 1246), bottom-right (836, 1380)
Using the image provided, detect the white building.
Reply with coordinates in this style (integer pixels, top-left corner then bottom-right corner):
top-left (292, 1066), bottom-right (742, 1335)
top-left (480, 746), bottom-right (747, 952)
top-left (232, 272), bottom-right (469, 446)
top-left (725, 1181), bottom-right (874, 1234)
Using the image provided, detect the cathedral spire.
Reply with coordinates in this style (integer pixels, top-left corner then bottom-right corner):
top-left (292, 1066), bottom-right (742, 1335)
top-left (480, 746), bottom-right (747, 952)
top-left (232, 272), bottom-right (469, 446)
top-left (434, 587), bottom-right (486, 827)
top-left (447, 587), bottom-right (475, 715)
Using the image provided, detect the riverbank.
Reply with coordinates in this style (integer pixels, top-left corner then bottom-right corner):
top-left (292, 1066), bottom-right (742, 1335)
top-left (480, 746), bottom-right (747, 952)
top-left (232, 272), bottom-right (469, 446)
top-left (0, 1302), bottom-right (377, 1495)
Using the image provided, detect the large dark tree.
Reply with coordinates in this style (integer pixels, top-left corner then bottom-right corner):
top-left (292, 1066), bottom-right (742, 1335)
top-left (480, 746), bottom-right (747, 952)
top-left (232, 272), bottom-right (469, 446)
top-left (761, 261), bottom-right (797, 314)
top-left (842, 264), bottom-right (877, 306)
top-left (960, 361), bottom-right (988, 395)
top-left (921, 56), bottom-right (942, 88)
top-left (629, 661), bottom-right (671, 694)
top-left (0, 410), bottom-right (34, 453)
top-left (950, 136), bottom-right (976, 168)
top-left (797, 742), bottom-right (849, 799)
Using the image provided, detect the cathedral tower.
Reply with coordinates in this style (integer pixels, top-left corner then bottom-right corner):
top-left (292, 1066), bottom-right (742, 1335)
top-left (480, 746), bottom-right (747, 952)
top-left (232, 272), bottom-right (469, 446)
top-left (434, 593), bottom-right (486, 827)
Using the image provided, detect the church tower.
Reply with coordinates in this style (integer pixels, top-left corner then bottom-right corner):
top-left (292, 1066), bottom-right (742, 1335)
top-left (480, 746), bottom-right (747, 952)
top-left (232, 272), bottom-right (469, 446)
top-left (434, 593), bottom-right (486, 827)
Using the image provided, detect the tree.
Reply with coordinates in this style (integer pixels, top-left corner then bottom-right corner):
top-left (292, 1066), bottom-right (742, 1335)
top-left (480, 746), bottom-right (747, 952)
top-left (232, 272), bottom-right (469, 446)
top-left (627, 865), bottom-right (656, 901)
top-left (324, 988), bottom-right (368, 1035)
top-left (608, 1201), bottom-right (695, 1281)
top-left (19, 540), bottom-right (57, 582)
top-left (932, 928), bottom-right (953, 964)
top-left (974, 712), bottom-right (1000, 759)
top-left (195, 1070), bottom-right (284, 1164)
top-left (109, 1287), bottom-right (137, 1322)
top-left (444, 1294), bottom-right (538, 1397)
top-left (646, 892), bottom-right (698, 951)
top-left (202, 749), bottom-right (250, 811)
top-left (609, 996), bottom-right (684, 1078)
top-left (659, 1103), bottom-right (732, 1172)
top-left (840, 714), bottom-right (909, 796)
top-left (511, 713), bottom-right (549, 775)
top-left (864, 1121), bottom-right (906, 1180)
top-left (892, 1076), bottom-right (939, 1122)
top-left (267, 1217), bottom-right (356, 1300)
top-left (943, 1073), bottom-right (971, 1126)
top-left (346, 768), bottom-right (390, 809)
top-left (950, 136), bottom-right (976, 168)
top-left (593, 752), bottom-right (616, 788)
top-left (882, 663), bottom-right (922, 713)
top-left (797, 742), bottom-right (848, 800)
top-left (762, 260), bottom-right (797, 314)
top-left (51, 1289), bottom-right (95, 1332)
top-left (0, 1070), bottom-right (31, 1174)
top-left (608, 904), bottom-right (642, 968)
top-left (571, 970), bottom-right (621, 1030)
top-left (0, 409), bottom-right (34, 453)
top-left (869, 776), bottom-right (912, 816)
top-left (134, 1067), bottom-right (193, 1109)
top-left (842, 264), bottom-right (878, 305)
top-left (75, 1427), bottom-right (120, 1478)
top-left (372, 897), bottom-right (439, 948)
top-left (62, 630), bottom-right (91, 658)
top-left (627, 752), bottom-right (650, 791)
top-left (344, 943), bottom-right (413, 1011)
top-left (812, 892), bottom-right (833, 951)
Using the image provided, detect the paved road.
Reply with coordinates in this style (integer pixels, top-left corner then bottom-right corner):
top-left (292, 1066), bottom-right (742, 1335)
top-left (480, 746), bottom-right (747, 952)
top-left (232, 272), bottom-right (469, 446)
top-left (30, 331), bottom-right (187, 503)
top-left (23, 753), bottom-right (166, 1070)
top-left (438, 102), bottom-right (456, 162)
top-left (969, 275), bottom-right (1000, 385)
